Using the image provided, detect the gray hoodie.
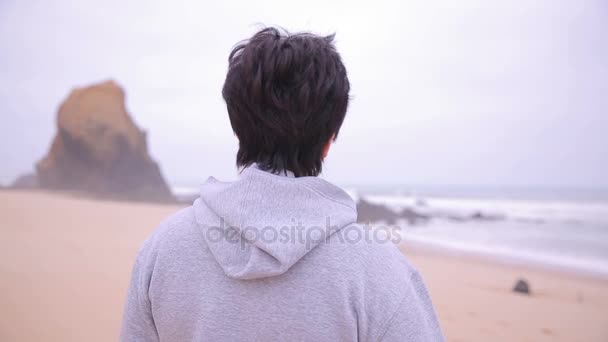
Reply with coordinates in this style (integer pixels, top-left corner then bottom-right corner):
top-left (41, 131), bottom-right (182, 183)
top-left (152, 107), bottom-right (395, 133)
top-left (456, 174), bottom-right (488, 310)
top-left (120, 165), bottom-right (444, 341)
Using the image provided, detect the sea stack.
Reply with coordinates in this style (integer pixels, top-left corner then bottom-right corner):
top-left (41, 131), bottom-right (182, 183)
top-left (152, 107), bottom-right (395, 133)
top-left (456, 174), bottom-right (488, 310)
top-left (36, 80), bottom-right (174, 202)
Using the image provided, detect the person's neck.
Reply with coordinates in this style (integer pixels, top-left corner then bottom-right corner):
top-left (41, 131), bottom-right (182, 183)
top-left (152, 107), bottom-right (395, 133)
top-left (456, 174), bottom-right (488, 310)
top-left (249, 163), bottom-right (295, 178)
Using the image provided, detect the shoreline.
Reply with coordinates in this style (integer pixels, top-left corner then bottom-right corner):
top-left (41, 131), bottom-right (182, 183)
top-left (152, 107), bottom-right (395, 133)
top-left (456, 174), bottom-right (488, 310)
top-left (400, 238), bottom-right (608, 282)
top-left (3, 188), bottom-right (607, 279)
top-left (3, 188), bottom-right (607, 278)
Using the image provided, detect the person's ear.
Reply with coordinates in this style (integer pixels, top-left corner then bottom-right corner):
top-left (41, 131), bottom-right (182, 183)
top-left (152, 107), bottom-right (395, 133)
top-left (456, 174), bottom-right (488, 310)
top-left (322, 134), bottom-right (335, 160)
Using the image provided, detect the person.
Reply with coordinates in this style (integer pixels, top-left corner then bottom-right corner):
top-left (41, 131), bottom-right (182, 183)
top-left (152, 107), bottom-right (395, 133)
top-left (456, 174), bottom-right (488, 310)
top-left (120, 27), bottom-right (444, 341)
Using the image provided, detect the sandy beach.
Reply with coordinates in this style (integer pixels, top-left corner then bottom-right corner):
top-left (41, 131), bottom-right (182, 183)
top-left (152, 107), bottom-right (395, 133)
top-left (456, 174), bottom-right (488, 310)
top-left (402, 246), bottom-right (608, 342)
top-left (1, 190), bottom-right (607, 342)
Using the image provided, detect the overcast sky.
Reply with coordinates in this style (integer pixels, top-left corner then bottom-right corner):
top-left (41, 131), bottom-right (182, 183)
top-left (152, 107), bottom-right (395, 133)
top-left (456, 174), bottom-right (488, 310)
top-left (1, 0), bottom-right (607, 189)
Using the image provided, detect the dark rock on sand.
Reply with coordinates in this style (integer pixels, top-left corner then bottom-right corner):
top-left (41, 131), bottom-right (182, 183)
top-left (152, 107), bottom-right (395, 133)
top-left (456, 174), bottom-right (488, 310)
top-left (513, 279), bottom-right (531, 295)
top-left (36, 80), bottom-right (174, 202)
top-left (10, 173), bottom-right (39, 189)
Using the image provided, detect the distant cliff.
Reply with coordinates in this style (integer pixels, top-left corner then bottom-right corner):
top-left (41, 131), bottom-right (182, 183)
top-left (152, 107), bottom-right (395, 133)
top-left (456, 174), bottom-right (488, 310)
top-left (36, 80), bottom-right (174, 202)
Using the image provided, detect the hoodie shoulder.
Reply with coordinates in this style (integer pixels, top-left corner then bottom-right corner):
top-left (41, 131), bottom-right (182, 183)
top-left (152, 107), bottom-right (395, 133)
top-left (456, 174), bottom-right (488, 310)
top-left (137, 206), bottom-right (198, 257)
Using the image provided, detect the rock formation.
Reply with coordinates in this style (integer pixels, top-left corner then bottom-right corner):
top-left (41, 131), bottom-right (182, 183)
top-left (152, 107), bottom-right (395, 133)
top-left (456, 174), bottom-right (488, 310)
top-left (36, 80), bottom-right (174, 202)
top-left (357, 198), bottom-right (429, 225)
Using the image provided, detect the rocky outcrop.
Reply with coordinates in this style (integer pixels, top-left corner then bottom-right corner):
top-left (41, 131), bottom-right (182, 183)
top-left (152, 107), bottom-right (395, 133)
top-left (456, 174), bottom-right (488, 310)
top-left (357, 198), bottom-right (429, 225)
top-left (36, 80), bottom-right (174, 202)
top-left (355, 197), bottom-right (507, 226)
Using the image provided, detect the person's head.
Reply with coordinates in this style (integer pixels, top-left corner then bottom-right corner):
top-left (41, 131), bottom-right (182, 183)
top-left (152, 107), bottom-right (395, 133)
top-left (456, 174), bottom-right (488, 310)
top-left (222, 27), bottom-right (350, 177)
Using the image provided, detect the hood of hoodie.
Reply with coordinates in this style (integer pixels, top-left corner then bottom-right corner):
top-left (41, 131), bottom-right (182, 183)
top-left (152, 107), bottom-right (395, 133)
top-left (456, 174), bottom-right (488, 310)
top-left (193, 165), bottom-right (357, 280)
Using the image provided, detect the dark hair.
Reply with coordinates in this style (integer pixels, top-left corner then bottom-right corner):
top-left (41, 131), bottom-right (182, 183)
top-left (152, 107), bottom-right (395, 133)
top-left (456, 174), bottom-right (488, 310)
top-left (222, 27), bottom-right (350, 177)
